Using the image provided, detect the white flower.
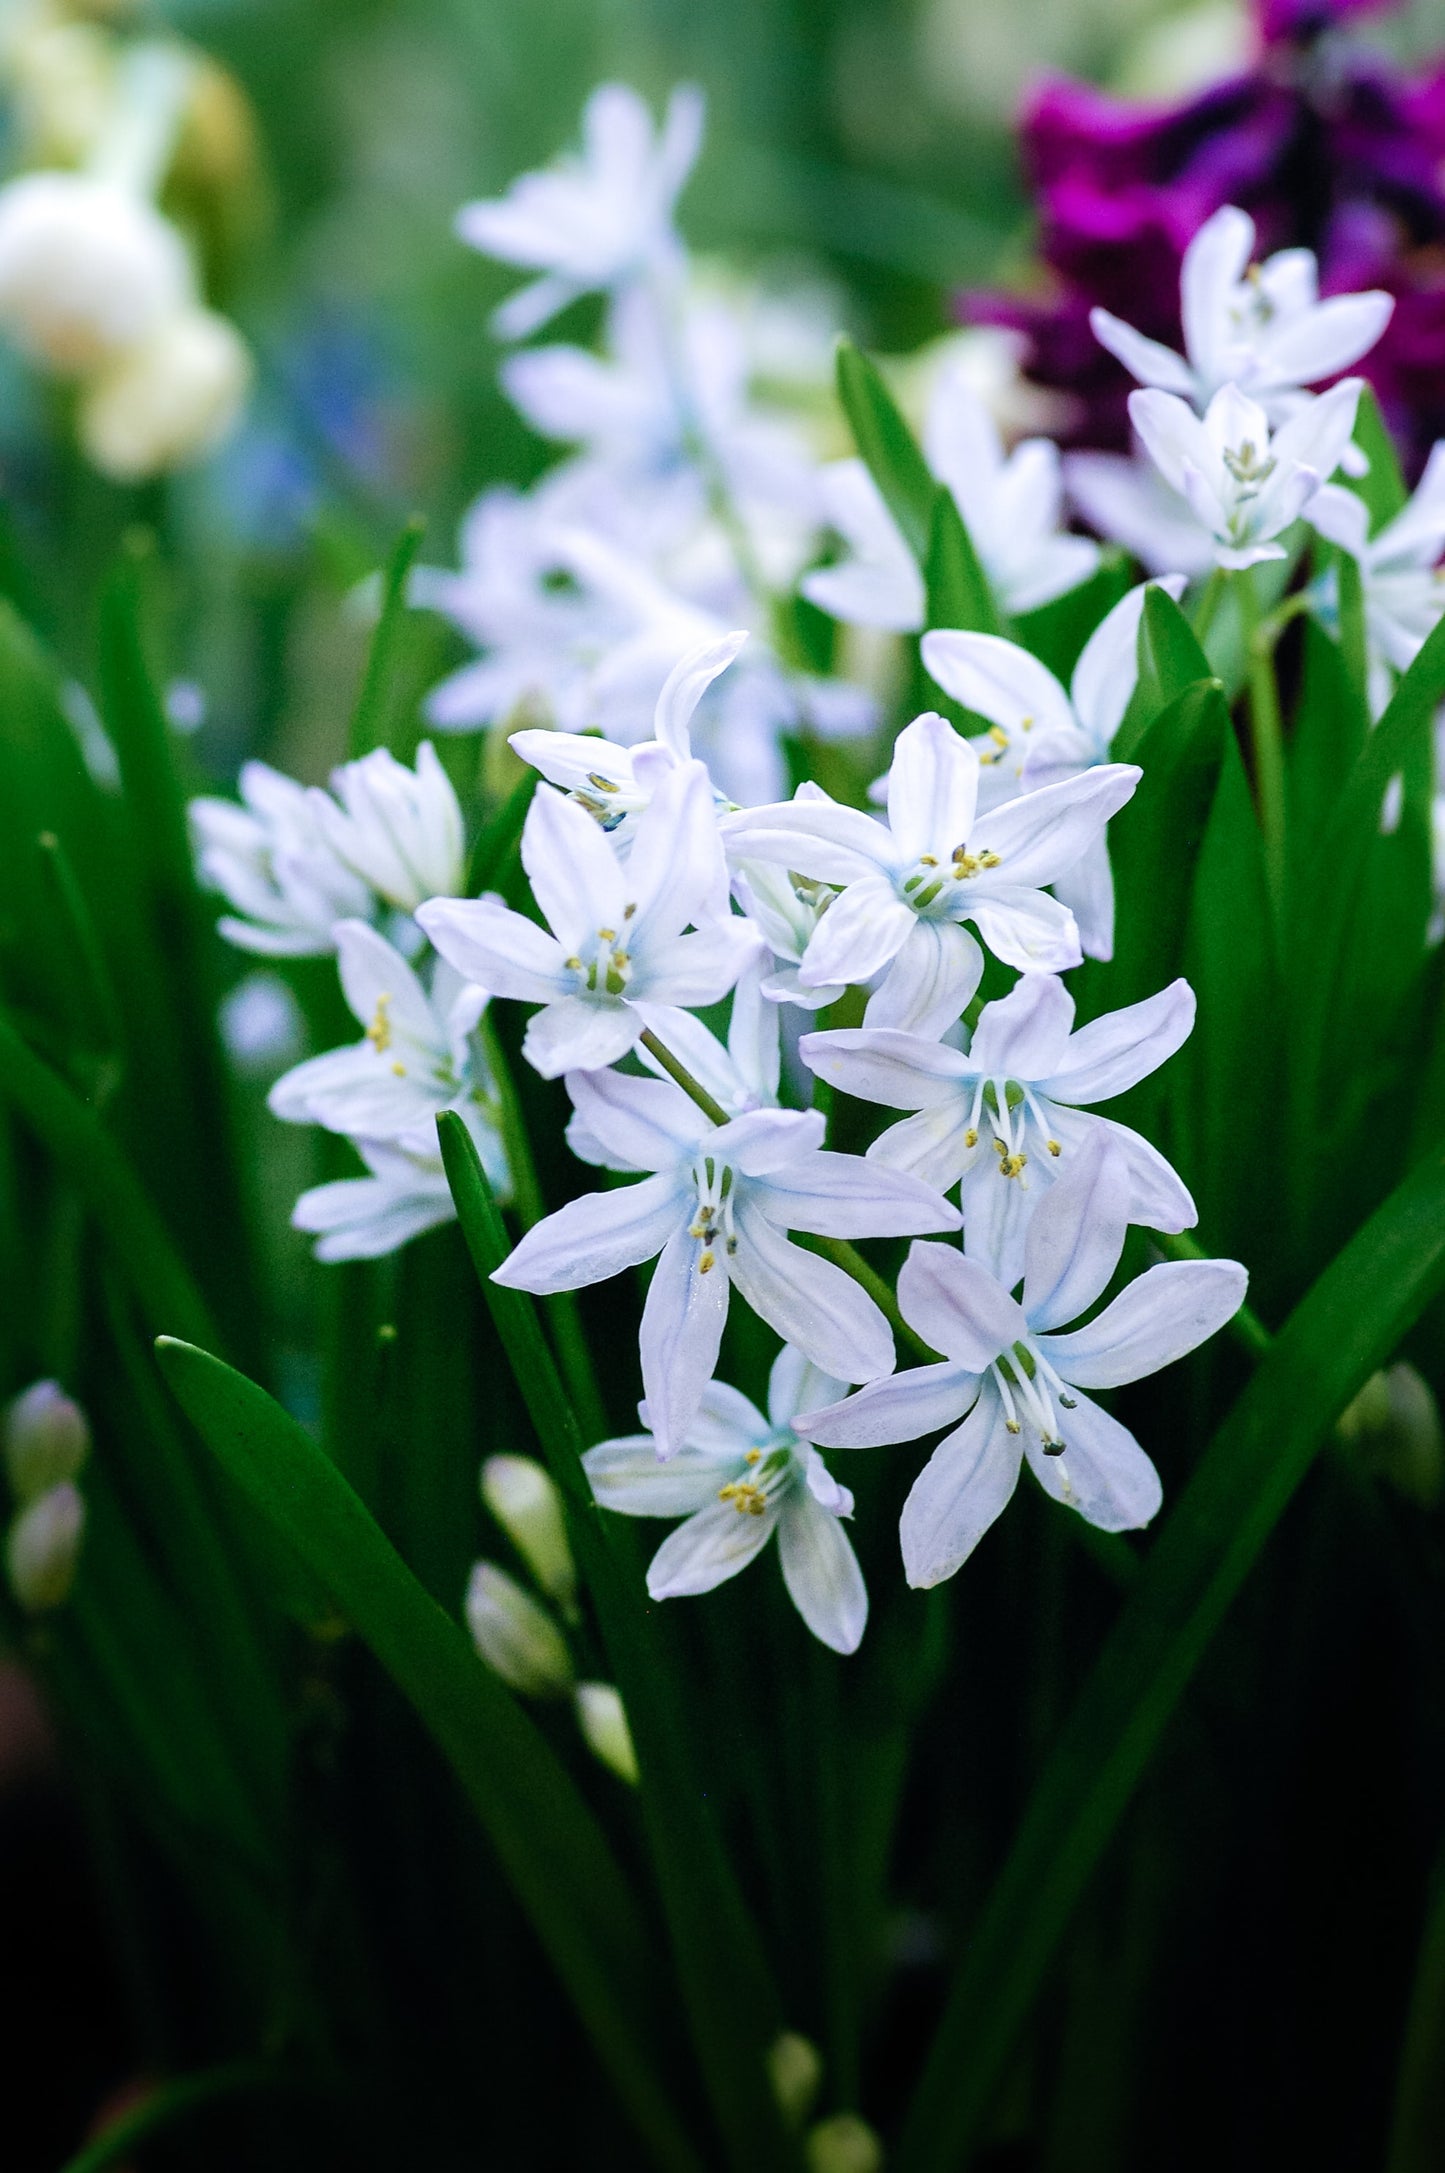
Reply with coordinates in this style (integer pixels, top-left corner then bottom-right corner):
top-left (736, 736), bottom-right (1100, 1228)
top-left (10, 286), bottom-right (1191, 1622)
top-left (583, 1344), bottom-right (867, 1653)
top-left (416, 761), bottom-right (759, 1080)
top-left (730, 842), bottom-right (851, 1012)
top-left (802, 357), bottom-right (1100, 628)
top-left (508, 628), bottom-right (749, 838)
top-left (1091, 205), bottom-right (1392, 422)
top-left (481, 1455), bottom-right (576, 1611)
top-left (920, 577), bottom-right (1184, 958)
top-left (797, 1138), bottom-right (1247, 1586)
top-left (269, 920), bottom-right (495, 1148)
top-left (292, 1106), bottom-right (510, 1263)
top-left (1128, 377), bottom-right (1362, 571)
top-left (624, 953), bottom-right (780, 1123)
top-left (4, 1382), bottom-right (89, 1503)
top-left (0, 169), bottom-right (191, 373)
top-left (77, 304), bottom-right (251, 479)
top-left (1307, 444), bottom-right (1445, 717)
top-left (574, 1682), bottom-right (639, 1782)
top-left (801, 971), bottom-right (1197, 1288)
top-left (7, 1481), bottom-right (84, 1613)
top-left (721, 712), bottom-right (1140, 1037)
top-left (455, 82), bottom-right (704, 340)
top-left (493, 1065), bottom-right (959, 1458)
top-left (308, 742), bottom-right (466, 914)
top-left (190, 762), bottom-right (375, 958)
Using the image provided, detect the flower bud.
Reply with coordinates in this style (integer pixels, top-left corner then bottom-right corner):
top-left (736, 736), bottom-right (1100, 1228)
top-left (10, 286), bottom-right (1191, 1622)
top-left (574, 1681), bottom-right (638, 1785)
top-left (767, 2032), bottom-right (823, 2128)
top-left (78, 304), bottom-right (252, 480)
top-left (481, 1455), bottom-right (576, 1613)
top-left (4, 1382), bottom-right (90, 1504)
top-left (1338, 1362), bottom-right (1443, 1509)
top-left (806, 2113), bottom-right (883, 2173)
top-left (464, 1562), bottom-right (573, 1698)
top-left (7, 1483), bottom-right (85, 1613)
top-left (0, 171), bottom-right (190, 373)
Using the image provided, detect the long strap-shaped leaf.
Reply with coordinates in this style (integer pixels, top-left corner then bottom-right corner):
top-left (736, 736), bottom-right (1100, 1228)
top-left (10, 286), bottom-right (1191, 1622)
top-left (895, 1139), bottom-right (1445, 2171)
top-left (438, 1113), bottom-right (798, 2173)
top-left (154, 1336), bottom-right (703, 2173)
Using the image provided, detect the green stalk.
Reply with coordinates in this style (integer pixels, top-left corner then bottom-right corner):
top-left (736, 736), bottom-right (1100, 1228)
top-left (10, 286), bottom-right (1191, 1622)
top-left (57, 2064), bottom-right (284, 2173)
top-left (1234, 570), bottom-right (1288, 913)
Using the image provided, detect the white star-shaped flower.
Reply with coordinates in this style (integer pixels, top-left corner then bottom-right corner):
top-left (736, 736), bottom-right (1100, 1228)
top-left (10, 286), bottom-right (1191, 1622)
top-left (1308, 443), bottom-right (1445, 717)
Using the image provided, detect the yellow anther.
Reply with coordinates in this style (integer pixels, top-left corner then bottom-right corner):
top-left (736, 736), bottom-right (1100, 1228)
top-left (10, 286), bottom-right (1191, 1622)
top-left (998, 1153), bottom-right (1027, 1179)
top-left (745, 1447), bottom-right (762, 1465)
top-left (612, 950), bottom-right (629, 967)
top-left (698, 1250), bottom-right (716, 1273)
top-left (1019, 713), bottom-right (1034, 733)
top-left (718, 1481), bottom-right (767, 1516)
top-left (587, 771), bottom-right (619, 792)
top-left (964, 1128), bottom-right (978, 1148)
top-left (565, 954), bottom-right (583, 971)
top-left (391, 1061), bottom-right (406, 1077)
top-left (988, 725), bottom-right (1009, 749)
top-left (597, 927), bottom-right (616, 943)
top-left (1047, 1139), bottom-right (1061, 1157)
top-left (1005, 1419), bottom-right (1021, 1435)
top-left (624, 901), bottom-right (637, 919)
top-left (978, 850), bottom-right (1001, 869)
top-left (366, 993), bottom-right (394, 1053)
top-left (919, 853), bottom-right (938, 867)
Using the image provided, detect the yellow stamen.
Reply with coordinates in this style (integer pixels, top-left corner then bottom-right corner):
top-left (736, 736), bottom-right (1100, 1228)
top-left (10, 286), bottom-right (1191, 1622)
top-left (366, 993), bottom-right (394, 1053)
top-left (718, 1480), bottom-right (767, 1516)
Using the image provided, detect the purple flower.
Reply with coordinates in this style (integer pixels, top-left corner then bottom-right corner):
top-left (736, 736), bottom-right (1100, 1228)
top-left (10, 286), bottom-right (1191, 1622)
top-left (969, 0), bottom-right (1445, 478)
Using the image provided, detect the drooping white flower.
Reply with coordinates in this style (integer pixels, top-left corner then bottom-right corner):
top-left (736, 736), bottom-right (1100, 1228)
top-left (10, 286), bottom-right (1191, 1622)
top-left (190, 762), bottom-right (375, 958)
top-left (308, 741), bottom-right (466, 914)
top-left (920, 577), bottom-right (1185, 958)
top-left (417, 761), bottom-right (759, 1080)
top-left (1128, 377), bottom-right (1362, 571)
top-left (802, 357), bottom-right (1100, 630)
top-left (508, 629), bottom-right (749, 838)
top-left (796, 1138), bottom-right (1247, 1587)
top-left (1091, 204), bottom-right (1392, 423)
top-left (583, 1344), bottom-right (867, 1653)
top-left (1307, 444), bottom-right (1445, 717)
top-left (494, 1066), bottom-right (959, 1459)
top-left (721, 712), bottom-right (1140, 1037)
top-left (455, 82), bottom-right (704, 340)
top-left (465, 1562), bottom-right (574, 1696)
top-left (292, 1103), bottom-right (511, 1263)
top-left (0, 169), bottom-right (191, 373)
top-left (77, 304), bottom-right (251, 479)
top-left (268, 920), bottom-right (496, 1149)
top-left (802, 972), bottom-right (1196, 1288)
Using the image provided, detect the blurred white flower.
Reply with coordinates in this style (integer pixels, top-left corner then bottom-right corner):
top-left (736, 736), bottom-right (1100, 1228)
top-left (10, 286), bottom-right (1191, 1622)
top-left (1308, 445), bottom-right (1445, 717)
top-left (464, 1562), bottom-right (574, 1696)
top-left (309, 742), bottom-right (466, 915)
top-left (573, 1682), bottom-right (639, 1783)
top-left (0, 168), bottom-right (190, 372)
top-left (481, 1455), bottom-right (576, 1612)
top-left (218, 970), bottom-right (304, 1076)
top-left (7, 1481), bottom-right (84, 1613)
top-left (456, 82), bottom-right (704, 340)
top-left (191, 762), bottom-right (375, 958)
top-left (78, 303), bottom-right (251, 478)
top-left (292, 1104), bottom-right (510, 1263)
top-left (4, 1381), bottom-right (89, 1504)
top-left (584, 1344), bottom-right (868, 1653)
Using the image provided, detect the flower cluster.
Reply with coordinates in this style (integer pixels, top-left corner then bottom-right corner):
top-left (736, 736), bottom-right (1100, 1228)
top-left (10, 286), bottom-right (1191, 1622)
top-left (195, 85), bottom-right (1435, 1650)
top-left (0, 4), bottom-right (253, 479)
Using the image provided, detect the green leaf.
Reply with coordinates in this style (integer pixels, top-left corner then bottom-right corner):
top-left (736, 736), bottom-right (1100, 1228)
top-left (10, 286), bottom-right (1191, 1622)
top-left (349, 516), bottom-right (426, 758)
top-left (154, 1336), bottom-right (703, 2173)
top-left (437, 1112), bottom-right (796, 2173)
top-left (895, 1138), bottom-right (1445, 2173)
top-left (923, 485), bottom-right (1002, 637)
top-left (1335, 548), bottom-right (1369, 716)
top-left (1013, 550), bottom-right (1132, 686)
top-left (836, 337), bottom-right (934, 564)
top-left (1347, 385), bottom-right (1409, 532)
top-left (1117, 584), bottom-right (1212, 756)
top-left (466, 765), bottom-right (536, 896)
top-left (1286, 615), bottom-right (1369, 859)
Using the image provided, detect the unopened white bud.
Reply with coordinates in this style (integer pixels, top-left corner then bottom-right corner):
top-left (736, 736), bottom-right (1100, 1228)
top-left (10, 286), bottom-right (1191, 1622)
top-left (806, 2113), bottom-right (884, 2173)
top-left (464, 1561), bottom-right (572, 1697)
top-left (574, 1681), bottom-right (638, 1785)
top-left (768, 2032), bottom-right (823, 2128)
top-left (4, 1381), bottom-right (90, 1503)
top-left (481, 1455), bottom-right (576, 1612)
top-left (7, 1482), bottom-right (85, 1612)
top-left (1338, 1362), bottom-right (1443, 1509)
top-left (0, 171), bottom-right (190, 373)
top-left (78, 305), bottom-right (252, 480)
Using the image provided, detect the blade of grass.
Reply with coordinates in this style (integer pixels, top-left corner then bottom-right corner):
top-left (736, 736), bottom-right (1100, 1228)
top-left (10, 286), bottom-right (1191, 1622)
top-left (154, 1335), bottom-right (703, 2173)
top-left (836, 337), bottom-right (934, 565)
top-left (348, 516), bottom-right (426, 758)
top-left (438, 1112), bottom-right (798, 2173)
top-left (895, 1138), bottom-right (1445, 2171)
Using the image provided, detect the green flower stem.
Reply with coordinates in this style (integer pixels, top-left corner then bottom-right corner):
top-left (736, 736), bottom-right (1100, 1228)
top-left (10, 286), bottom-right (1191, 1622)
top-left (1234, 569), bottom-right (1288, 912)
top-left (638, 1026), bottom-right (940, 1363)
top-left (1190, 567), bottom-right (1226, 646)
top-left (485, 1015), bottom-right (608, 1445)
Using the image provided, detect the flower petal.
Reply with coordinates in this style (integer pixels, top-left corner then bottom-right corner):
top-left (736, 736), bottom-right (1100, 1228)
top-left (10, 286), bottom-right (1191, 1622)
top-left (640, 1224), bottom-right (732, 1460)
top-left (1051, 838), bottom-right (1116, 962)
top-left (522, 784), bottom-right (628, 951)
top-left (968, 971), bottom-right (1074, 1078)
top-left (652, 630), bottom-right (750, 757)
top-left (965, 884), bottom-right (1082, 974)
top-left (1039, 977), bottom-right (1196, 1104)
top-left (897, 1238), bottom-right (1027, 1366)
top-left (646, 1495), bottom-right (778, 1597)
top-left (863, 919), bottom-right (983, 1038)
top-left (1069, 576), bottom-right (1185, 749)
top-left (565, 1066), bottom-right (707, 1172)
top-left (885, 711), bottom-right (980, 862)
top-left (730, 1200), bottom-right (894, 1383)
top-left (777, 1489), bottom-right (868, 1653)
top-left (800, 1027), bottom-right (971, 1113)
top-left (970, 763), bottom-right (1141, 889)
top-left (750, 1153), bottom-right (960, 1240)
top-left (1039, 1258), bottom-right (1247, 1388)
top-left (583, 1437), bottom-right (736, 1516)
top-left (1020, 1135), bottom-right (1131, 1332)
top-left (1021, 1391), bottom-right (1162, 1532)
top-left (492, 1171), bottom-right (681, 1294)
top-left (626, 759), bottom-right (727, 939)
top-left (522, 994), bottom-right (640, 1079)
top-left (900, 1390), bottom-right (1023, 1587)
top-left (1088, 308), bottom-right (1196, 397)
top-left (634, 916), bottom-right (761, 1007)
top-left (721, 795), bottom-right (898, 885)
top-left (920, 631), bottom-right (1074, 742)
top-left (767, 1344), bottom-right (849, 1429)
top-left (797, 873), bottom-right (916, 990)
top-left (794, 1361), bottom-right (978, 1449)
top-left (416, 896), bottom-right (569, 1004)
